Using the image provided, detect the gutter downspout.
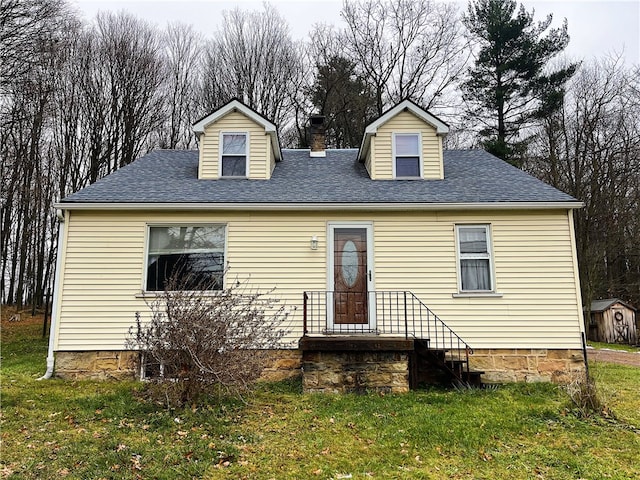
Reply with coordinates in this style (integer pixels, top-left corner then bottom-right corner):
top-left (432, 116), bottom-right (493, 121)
top-left (38, 209), bottom-right (65, 380)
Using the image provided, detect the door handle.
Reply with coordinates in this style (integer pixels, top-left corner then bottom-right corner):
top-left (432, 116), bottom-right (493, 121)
top-left (368, 270), bottom-right (372, 281)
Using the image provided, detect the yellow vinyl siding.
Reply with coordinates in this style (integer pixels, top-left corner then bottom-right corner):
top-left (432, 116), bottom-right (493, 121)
top-left (54, 209), bottom-right (583, 352)
top-left (372, 111), bottom-right (443, 179)
top-left (198, 110), bottom-right (272, 180)
top-left (373, 210), bottom-right (582, 348)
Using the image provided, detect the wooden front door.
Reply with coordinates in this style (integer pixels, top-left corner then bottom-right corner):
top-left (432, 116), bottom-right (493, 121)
top-left (333, 228), bottom-right (369, 325)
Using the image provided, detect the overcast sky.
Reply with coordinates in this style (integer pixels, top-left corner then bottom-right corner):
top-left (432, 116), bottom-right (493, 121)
top-left (70, 0), bottom-right (639, 65)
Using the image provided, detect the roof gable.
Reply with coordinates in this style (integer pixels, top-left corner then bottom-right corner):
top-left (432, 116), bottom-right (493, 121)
top-left (192, 99), bottom-right (282, 162)
top-left (358, 99), bottom-right (449, 164)
top-left (365, 99), bottom-right (449, 136)
top-left (590, 298), bottom-right (637, 312)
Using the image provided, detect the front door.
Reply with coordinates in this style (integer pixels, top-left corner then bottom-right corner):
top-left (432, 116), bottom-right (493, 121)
top-left (328, 223), bottom-right (375, 332)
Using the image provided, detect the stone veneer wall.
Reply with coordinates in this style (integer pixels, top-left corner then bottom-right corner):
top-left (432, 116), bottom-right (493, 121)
top-left (469, 348), bottom-right (586, 383)
top-left (55, 351), bottom-right (139, 380)
top-left (54, 350), bottom-right (302, 382)
top-left (54, 348), bottom-right (585, 386)
top-left (302, 351), bottom-right (410, 393)
top-left (260, 350), bottom-right (302, 381)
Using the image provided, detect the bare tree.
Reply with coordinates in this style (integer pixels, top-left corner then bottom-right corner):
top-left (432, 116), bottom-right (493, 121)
top-left (155, 23), bottom-right (203, 149)
top-left (200, 4), bottom-right (303, 127)
top-left (1, 8), bottom-right (169, 307)
top-left (0, 0), bottom-right (74, 307)
top-left (528, 55), bottom-right (640, 312)
top-left (0, 0), bottom-right (67, 90)
top-left (80, 12), bottom-right (166, 182)
top-left (341, 0), bottom-right (470, 115)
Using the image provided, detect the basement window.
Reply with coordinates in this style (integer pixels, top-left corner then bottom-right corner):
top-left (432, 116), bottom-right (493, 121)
top-left (145, 225), bottom-right (225, 291)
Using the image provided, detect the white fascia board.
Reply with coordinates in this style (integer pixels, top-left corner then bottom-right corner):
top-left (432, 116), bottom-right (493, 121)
top-left (192, 100), bottom-right (277, 134)
top-left (357, 132), bottom-right (373, 162)
top-left (269, 134), bottom-right (283, 162)
top-left (364, 100), bottom-right (449, 136)
top-left (55, 201), bottom-right (584, 211)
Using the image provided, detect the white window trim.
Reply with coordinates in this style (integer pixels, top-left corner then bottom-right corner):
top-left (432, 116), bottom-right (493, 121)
top-left (141, 223), bottom-right (228, 293)
top-left (392, 132), bottom-right (423, 179)
top-left (454, 224), bottom-right (497, 294)
top-left (219, 132), bottom-right (249, 178)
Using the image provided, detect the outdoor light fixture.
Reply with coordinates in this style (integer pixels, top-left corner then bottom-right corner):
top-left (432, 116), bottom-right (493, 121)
top-left (310, 235), bottom-right (318, 250)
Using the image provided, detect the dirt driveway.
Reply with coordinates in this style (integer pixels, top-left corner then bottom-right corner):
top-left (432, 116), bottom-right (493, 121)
top-left (587, 348), bottom-right (640, 367)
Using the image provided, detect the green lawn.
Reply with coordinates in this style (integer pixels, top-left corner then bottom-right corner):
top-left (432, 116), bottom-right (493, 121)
top-left (2, 317), bottom-right (639, 479)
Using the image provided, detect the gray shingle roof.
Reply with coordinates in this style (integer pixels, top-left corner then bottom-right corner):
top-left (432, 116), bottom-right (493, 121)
top-left (590, 299), bottom-right (636, 312)
top-left (61, 149), bottom-right (577, 204)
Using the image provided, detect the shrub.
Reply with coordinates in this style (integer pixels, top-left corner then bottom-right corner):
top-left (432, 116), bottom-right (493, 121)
top-left (564, 372), bottom-right (608, 418)
top-left (127, 274), bottom-right (291, 407)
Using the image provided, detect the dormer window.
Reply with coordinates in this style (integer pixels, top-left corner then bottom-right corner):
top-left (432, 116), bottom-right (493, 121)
top-left (221, 132), bottom-right (248, 177)
top-left (393, 133), bottom-right (422, 178)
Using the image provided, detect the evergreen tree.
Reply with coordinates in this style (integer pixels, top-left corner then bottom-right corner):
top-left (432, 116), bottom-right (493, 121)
top-left (308, 55), bottom-right (377, 148)
top-left (463, 0), bottom-right (578, 166)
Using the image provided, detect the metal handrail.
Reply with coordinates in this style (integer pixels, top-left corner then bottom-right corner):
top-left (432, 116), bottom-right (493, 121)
top-left (302, 290), bottom-right (473, 381)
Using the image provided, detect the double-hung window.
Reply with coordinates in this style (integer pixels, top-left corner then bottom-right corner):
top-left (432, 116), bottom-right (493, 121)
top-left (146, 225), bottom-right (225, 291)
top-left (221, 133), bottom-right (248, 177)
top-left (393, 133), bottom-right (421, 178)
top-left (456, 225), bottom-right (494, 292)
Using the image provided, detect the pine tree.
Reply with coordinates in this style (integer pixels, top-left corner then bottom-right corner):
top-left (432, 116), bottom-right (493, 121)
top-left (308, 55), bottom-right (377, 148)
top-left (463, 0), bottom-right (578, 166)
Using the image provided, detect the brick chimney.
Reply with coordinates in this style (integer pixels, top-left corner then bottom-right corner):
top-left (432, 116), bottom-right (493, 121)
top-left (309, 115), bottom-right (326, 157)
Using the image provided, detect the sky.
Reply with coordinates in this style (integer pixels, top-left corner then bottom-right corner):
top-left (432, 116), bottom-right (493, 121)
top-left (70, 0), bottom-right (639, 65)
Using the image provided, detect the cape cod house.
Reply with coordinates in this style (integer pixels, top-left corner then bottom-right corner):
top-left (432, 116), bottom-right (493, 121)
top-left (45, 99), bottom-right (587, 391)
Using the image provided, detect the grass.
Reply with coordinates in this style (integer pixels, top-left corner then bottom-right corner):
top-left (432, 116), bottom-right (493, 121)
top-left (588, 341), bottom-right (640, 353)
top-left (2, 312), bottom-right (640, 479)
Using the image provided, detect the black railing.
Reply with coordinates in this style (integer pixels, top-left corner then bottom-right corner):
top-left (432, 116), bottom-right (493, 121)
top-left (303, 290), bottom-right (473, 380)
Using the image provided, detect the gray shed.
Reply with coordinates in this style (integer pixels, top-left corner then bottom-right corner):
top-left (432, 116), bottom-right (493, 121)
top-left (587, 299), bottom-right (638, 345)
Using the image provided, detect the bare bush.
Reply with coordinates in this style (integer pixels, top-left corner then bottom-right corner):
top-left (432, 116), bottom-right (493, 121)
top-left (564, 372), bottom-right (609, 418)
top-left (127, 274), bottom-right (291, 407)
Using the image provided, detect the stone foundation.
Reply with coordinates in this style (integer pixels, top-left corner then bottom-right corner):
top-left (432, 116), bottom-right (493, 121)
top-left (302, 351), bottom-right (410, 393)
top-left (260, 350), bottom-right (303, 381)
top-left (469, 348), bottom-right (586, 384)
top-left (55, 351), bottom-right (139, 380)
top-left (53, 347), bottom-right (586, 386)
top-left (54, 349), bottom-right (302, 382)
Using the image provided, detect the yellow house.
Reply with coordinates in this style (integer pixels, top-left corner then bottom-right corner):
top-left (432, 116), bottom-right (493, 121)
top-left (45, 99), bottom-right (587, 391)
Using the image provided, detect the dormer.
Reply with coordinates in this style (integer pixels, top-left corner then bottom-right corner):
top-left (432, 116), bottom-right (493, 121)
top-left (357, 99), bottom-right (449, 180)
top-left (192, 99), bottom-right (282, 180)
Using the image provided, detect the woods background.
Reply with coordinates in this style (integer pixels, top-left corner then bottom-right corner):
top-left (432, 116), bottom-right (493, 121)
top-left (1, 0), bottom-right (638, 319)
